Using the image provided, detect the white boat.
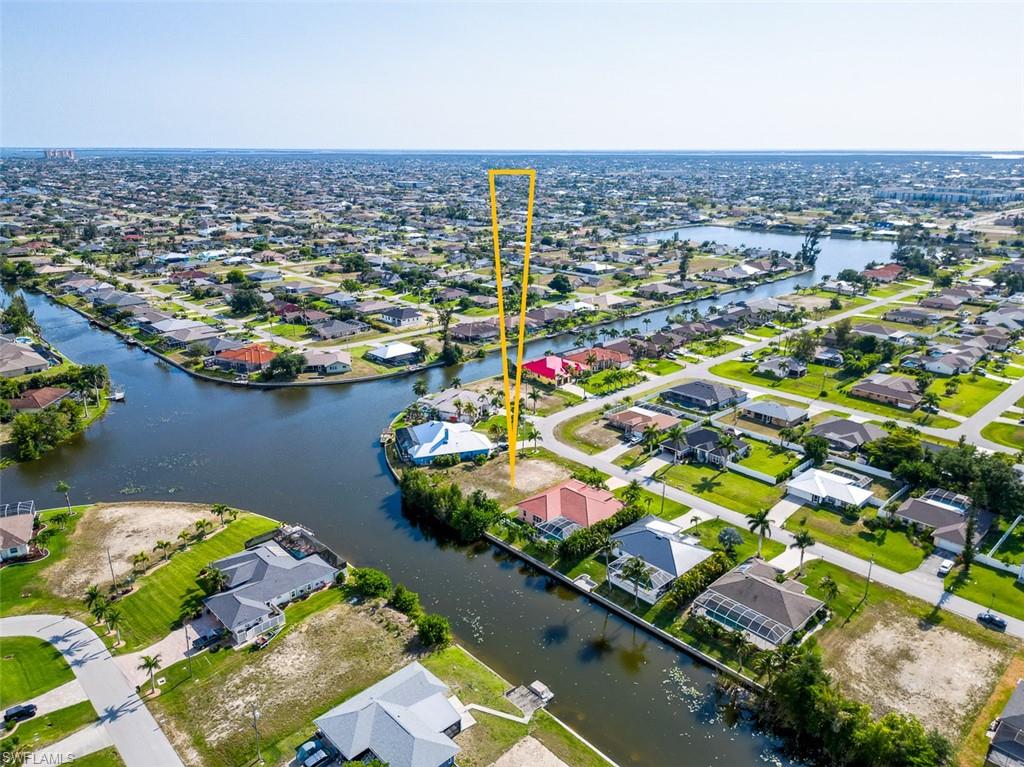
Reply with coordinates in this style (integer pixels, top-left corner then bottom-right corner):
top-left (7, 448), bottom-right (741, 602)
top-left (107, 388), bottom-right (126, 402)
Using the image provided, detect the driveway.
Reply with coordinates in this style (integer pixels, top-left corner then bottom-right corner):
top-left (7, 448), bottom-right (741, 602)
top-left (767, 495), bottom-right (805, 526)
top-left (0, 615), bottom-right (183, 767)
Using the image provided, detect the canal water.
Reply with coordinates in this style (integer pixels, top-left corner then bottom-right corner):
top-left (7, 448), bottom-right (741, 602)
top-left (1, 229), bottom-right (891, 766)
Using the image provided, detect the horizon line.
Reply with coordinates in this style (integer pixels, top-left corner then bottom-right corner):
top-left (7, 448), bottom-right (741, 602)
top-left (3, 146), bottom-right (1023, 155)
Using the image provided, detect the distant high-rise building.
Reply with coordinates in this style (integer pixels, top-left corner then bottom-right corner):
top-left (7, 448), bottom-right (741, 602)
top-left (43, 149), bottom-right (76, 160)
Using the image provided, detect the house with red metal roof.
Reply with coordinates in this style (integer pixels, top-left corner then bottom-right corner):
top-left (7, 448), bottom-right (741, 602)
top-left (211, 344), bottom-right (277, 373)
top-left (521, 355), bottom-right (582, 385)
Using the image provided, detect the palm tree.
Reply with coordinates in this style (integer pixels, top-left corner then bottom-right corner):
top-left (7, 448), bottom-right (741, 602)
top-left (596, 532), bottom-right (621, 569)
top-left (819, 574), bottom-right (840, 604)
top-left (132, 551), bottom-right (149, 574)
top-left (211, 503), bottom-right (230, 526)
top-left (620, 557), bottom-right (652, 609)
top-left (727, 630), bottom-right (752, 673)
top-left (621, 479), bottom-right (643, 508)
top-left (412, 379), bottom-right (428, 398)
top-left (55, 480), bottom-right (73, 516)
top-left (751, 650), bottom-right (779, 685)
top-left (663, 424), bottom-right (685, 462)
top-left (90, 598), bottom-right (109, 629)
top-left (84, 584), bottom-right (104, 610)
top-left (105, 607), bottom-right (123, 645)
top-left (177, 529), bottom-right (191, 549)
top-left (193, 519), bottom-right (213, 541)
top-left (921, 391), bottom-right (941, 412)
top-left (199, 566), bottom-right (227, 594)
top-left (747, 508), bottom-right (772, 558)
top-left (138, 654), bottom-right (162, 695)
top-left (528, 389), bottom-right (540, 414)
top-left (641, 425), bottom-right (661, 455)
top-left (790, 530), bottom-right (816, 575)
top-left (154, 540), bottom-right (172, 561)
top-left (451, 377), bottom-right (462, 389)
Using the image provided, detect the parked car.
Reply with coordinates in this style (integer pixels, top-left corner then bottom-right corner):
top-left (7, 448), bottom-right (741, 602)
top-left (4, 704), bottom-right (37, 724)
top-left (296, 737), bottom-right (334, 767)
top-left (936, 559), bottom-right (954, 576)
top-left (977, 611), bottom-right (1008, 631)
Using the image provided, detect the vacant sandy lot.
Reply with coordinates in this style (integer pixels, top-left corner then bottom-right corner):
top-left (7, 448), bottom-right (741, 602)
top-left (45, 502), bottom-right (218, 598)
top-left (572, 419), bottom-right (622, 451)
top-left (431, 452), bottom-right (571, 509)
top-left (824, 612), bottom-right (1005, 734)
top-left (491, 737), bottom-right (569, 767)
top-left (787, 294), bottom-right (832, 311)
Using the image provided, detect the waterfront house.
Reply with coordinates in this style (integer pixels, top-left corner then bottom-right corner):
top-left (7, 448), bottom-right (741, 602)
top-left (861, 263), bottom-right (906, 283)
top-left (365, 341), bottom-right (423, 367)
top-left (450, 321), bottom-right (500, 342)
top-left (809, 418), bottom-right (885, 453)
top-left (0, 502), bottom-right (37, 562)
top-left (849, 373), bottom-right (922, 410)
top-left (885, 489), bottom-right (991, 555)
top-left (607, 516), bottom-right (714, 604)
top-left (660, 427), bottom-right (750, 467)
top-left (211, 344), bottom-right (277, 374)
top-left (663, 380), bottom-right (746, 412)
top-left (517, 479), bottom-right (622, 529)
top-left (394, 421), bottom-right (494, 465)
top-left (0, 340), bottom-right (49, 378)
top-left (203, 541), bottom-right (338, 644)
top-left (562, 346), bottom-right (632, 371)
top-left (739, 400), bottom-right (807, 429)
top-left (786, 467), bottom-right (873, 510)
top-left (302, 350), bottom-right (352, 375)
top-left (985, 680), bottom-right (1024, 767)
top-left (313, 662), bottom-right (461, 767)
top-left (7, 386), bottom-right (71, 412)
top-left (417, 388), bottom-right (498, 424)
top-left (692, 558), bottom-right (825, 649)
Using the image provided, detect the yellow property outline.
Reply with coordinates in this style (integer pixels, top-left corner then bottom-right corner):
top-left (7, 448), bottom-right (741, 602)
top-left (488, 168), bottom-right (536, 488)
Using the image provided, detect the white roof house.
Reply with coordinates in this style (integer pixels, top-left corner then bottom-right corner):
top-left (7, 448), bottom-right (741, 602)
top-left (366, 341), bottom-right (421, 362)
top-left (395, 421), bottom-right (494, 465)
top-left (787, 468), bottom-right (874, 509)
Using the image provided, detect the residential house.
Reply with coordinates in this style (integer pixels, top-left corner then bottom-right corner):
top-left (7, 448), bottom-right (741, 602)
top-left (314, 662), bottom-right (461, 767)
top-left (886, 489), bottom-right (991, 555)
top-left (302, 350), bottom-right (352, 375)
top-left (521, 355), bottom-right (582, 385)
top-left (920, 292), bottom-right (965, 310)
top-left (7, 386), bottom-right (71, 412)
top-left (517, 479), bottom-right (622, 530)
top-left (755, 356), bottom-right (807, 379)
top-left (660, 427), bottom-right (750, 467)
top-left (923, 345), bottom-right (985, 375)
top-left (161, 324), bottom-right (221, 349)
top-left (562, 346), bottom-right (632, 371)
top-left (394, 421), bottom-right (494, 465)
top-left (211, 344), bottom-right (277, 374)
top-left (861, 264), bottom-right (906, 283)
top-left (605, 407), bottom-right (681, 437)
top-left (0, 502), bottom-right (36, 562)
top-left (380, 307), bottom-right (423, 328)
top-left (663, 380), bottom-right (746, 412)
top-left (883, 307), bottom-right (941, 326)
top-left (450, 321), bottom-right (500, 342)
top-left (787, 467), bottom-right (874, 510)
top-left (606, 516), bottom-right (715, 604)
top-left (850, 322), bottom-right (915, 346)
top-left (809, 418), bottom-right (885, 453)
top-left (849, 373), bottom-right (922, 410)
top-left (635, 282), bottom-right (684, 300)
top-left (985, 680), bottom-right (1024, 767)
top-left (313, 319), bottom-right (368, 340)
top-left (0, 341), bottom-right (49, 378)
top-left (417, 389), bottom-right (498, 424)
top-left (692, 558), bottom-right (825, 649)
top-left (203, 541), bottom-right (338, 644)
top-left (324, 292), bottom-right (358, 308)
top-left (365, 342), bottom-right (423, 367)
top-left (740, 399), bottom-right (808, 429)
top-left (813, 346), bottom-right (844, 367)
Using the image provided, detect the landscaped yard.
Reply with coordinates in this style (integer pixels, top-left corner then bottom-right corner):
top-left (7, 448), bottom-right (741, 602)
top-left (684, 518), bottom-right (784, 561)
top-left (981, 421), bottom-right (1024, 450)
top-left (71, 747), bottom-right (126, 767)
top-left (0, 701), bottom-right (97, 754)
top-left (688, 339), bottom-right (742, 357)
top-left (980, 515), bottom-right (1024, 566)
top-left (944, 562), bottom-right (1024, 622)
top-left (710, 359), bottom-right (959, 428)
top-left (659, 461), bottom-right (784, 515)
top-left (580, 368), bottom-right (643, 396)
top-left (0, 636), bottom-right (73, 708)
top-left (635, 358), bottom-right (683, 376)
top-left (737, 440), bottom-right (803, 480)
top-left (783, 505), bottom-right (926, 573)
top-left (113, 513), bottom-right (279, 651)
top-left (612, 486), bottom-right (690, 521)
top-left (925, 375), bottom-right (1007, 417)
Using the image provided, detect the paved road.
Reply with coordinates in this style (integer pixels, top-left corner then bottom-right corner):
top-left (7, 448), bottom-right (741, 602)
top-left (532, 260), bottom-right (1024, 638)
top-left (0, 615), bottom-right (183, 767)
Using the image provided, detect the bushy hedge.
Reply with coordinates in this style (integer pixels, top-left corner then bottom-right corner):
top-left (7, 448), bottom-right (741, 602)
top-left (399, 468), bottom-right (502, 542)
top-left (557, 503), bottom-right (645, 562)
top-left (666, 551), bottom-right (732, 607)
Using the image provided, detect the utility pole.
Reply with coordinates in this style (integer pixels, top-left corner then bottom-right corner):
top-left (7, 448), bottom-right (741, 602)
top-left (183, 623), bottom-right (194, 678)
top-left (251, 705), bottom-right (263, 765)
top-left (106, 547), bottom-right (116, 588)
top-left (864, 556), bottom-right (874, 600)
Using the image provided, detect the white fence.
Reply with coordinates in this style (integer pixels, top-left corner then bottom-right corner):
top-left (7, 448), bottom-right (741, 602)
top-left (830, 455), bottom-right (895, 480)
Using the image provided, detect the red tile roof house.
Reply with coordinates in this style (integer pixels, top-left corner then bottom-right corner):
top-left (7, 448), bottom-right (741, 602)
top-left (521, 355), bottom-right (583, 385)
top-left (562, 347), bottom-right (632, 372)
top-left (8, 386), bottom-right (72, 412)
top-left (861, 263), bottom-right (906, 283)
top-left (517, 479), bottom-right (623, 529)
top-left (211, 344), bottom-right (277, 374)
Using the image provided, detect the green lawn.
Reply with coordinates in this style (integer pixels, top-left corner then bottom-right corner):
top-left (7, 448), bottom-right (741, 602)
top-left (746, 326), bottom-right (781, 338)
top-left (944, 562), bottom-right (1024, 621)
top-left (0, 637), bottom-right (73, 708)
top-left (613, 486), bottom-right (690, 521)
top-left (738, 440), bottom-right (802, 480)
top-left (981, 516), bottom-right (1024, 566)
top-left (580, 368), bottom-right (643, 396)
top-left (1, 506), bottom-right (90, 618)
top-left (0, 701), bottom-right (97, 753)
top-left (688, 339), bottom-right (742, 357)
top-left (686, 518), bottom-right (784, 561)
top-left (925, 375), bottom-right (1007, 417)
top-left (71, 747), bottom-right (125, 767)
top-left (981, 421), bottom-right (1024, 450)
top-left (783, 506), bottom-right (926, 573)
top-left (659, 462), bottom-right (784, 515)
top-left (268, 321), bottom-right (310, 341)
top-left (710, 359), bottom-right (958, 428)
top-left (114, 514), bottom-right (279, 651)
top-left (635, 358), bottom-right (683, 376)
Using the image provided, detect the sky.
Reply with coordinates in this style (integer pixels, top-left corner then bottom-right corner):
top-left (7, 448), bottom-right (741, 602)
top-left (2, 1), bottom-right (1023, 151)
